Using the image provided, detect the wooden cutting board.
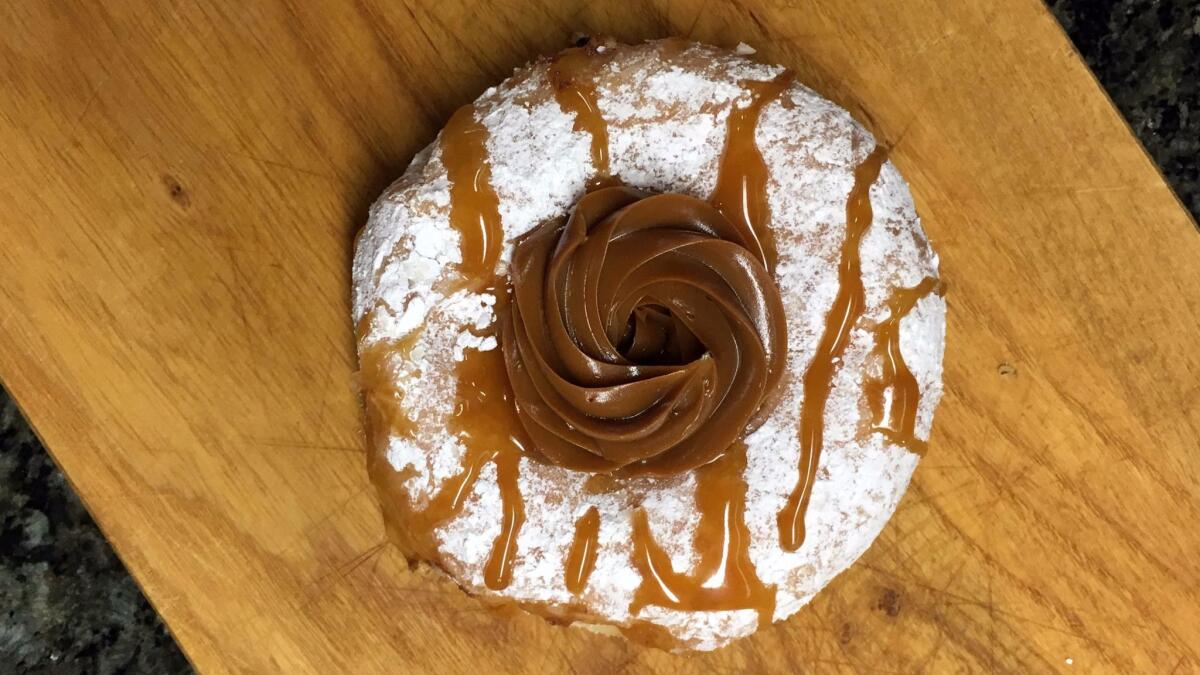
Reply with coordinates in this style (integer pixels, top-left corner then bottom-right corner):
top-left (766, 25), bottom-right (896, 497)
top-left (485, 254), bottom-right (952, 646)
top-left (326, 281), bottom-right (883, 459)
top-left (2, 1), bottom-right (1198, 672)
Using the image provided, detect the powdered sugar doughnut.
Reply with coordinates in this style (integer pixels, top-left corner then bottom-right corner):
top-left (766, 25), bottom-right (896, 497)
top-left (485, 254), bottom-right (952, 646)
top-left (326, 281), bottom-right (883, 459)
top-left (353, 38), bottom-right (944, 651)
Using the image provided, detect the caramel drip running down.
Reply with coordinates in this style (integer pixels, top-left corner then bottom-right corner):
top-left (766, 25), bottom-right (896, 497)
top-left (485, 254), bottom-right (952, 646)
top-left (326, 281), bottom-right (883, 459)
top-left (364, 333), bottom-right (529, 591)
top-left (709, 72), bottom-right (794, 273)
top-left (777, 145), bottom-right (890, 553)
top-left (619, 621), bottom-right (680, 651)
top-left (549, 47), bottom-right (611, 180)
top-left (442, 104), bottom-right (503, 281)
top-left (360, 331), bottom-right (421, 447)
top-left (451, 302), bottom-right (532, 591)
top-left (657, 37), bottom-right (692, 60)
top-left (361, 330), bottom-right (476, 565)
top-left (564, 506), bottom-right (601, 595)
top-left (630, 442), bottom-right (776, 626)
top-left (366, 105), bottom-right (527, 590)
top-left (866, 277), bottom-right (944, 456)
top-left (442, 104), bottom-right (527, 590)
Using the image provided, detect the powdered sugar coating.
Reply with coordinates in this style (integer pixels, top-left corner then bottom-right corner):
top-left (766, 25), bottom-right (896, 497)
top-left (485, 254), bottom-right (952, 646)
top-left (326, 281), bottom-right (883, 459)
top-left (353, 40), bottom-right (945, 650)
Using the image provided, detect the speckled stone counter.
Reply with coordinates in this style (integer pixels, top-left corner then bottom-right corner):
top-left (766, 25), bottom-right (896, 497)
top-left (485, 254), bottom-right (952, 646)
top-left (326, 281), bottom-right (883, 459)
top-left (1050, 0), bottom-right (1199, 217)
top-left (1, 2), bottom-right (1196, 672)
top-left (0, 392), bottom-right (190, 673)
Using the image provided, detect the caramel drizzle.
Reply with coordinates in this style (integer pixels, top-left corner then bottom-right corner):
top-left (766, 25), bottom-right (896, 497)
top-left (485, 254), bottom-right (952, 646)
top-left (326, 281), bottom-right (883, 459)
top-left (630, 442), bottom-right (776, 627)
top-left (364, 317), bottom-right (529, 590)
top-left (443, 104), bottom-right (503, 280)
top-left (710, 72), bottom-right (794, 273)
top-left (866, 277), bottom-right (944, 456)
top-left (565, 506), bottom-right (601, 595)
top-left (549, 47), bottom-right (611, 180)
top-left (431, 322), bottom-right (534, 591)
top-left (777, 145), bottom-right (890, 553)
top-left (361, 330), bottom-right (452, 567)
top-left (486, 470), bottom-right (524, 586)
top-left (360, 330), bottom-right (421, 448)
top-left (656, 37), bottom-right (692, 60)
top-left (614, 74), bottom-right (792, 632)
top-left (449, 301), bottom-right (531, 590)
top-left (619, 621), bottom-right (680, 651)
top-left (442, 104), bottom-right (528, 590)
top-left (366, 104), bottom-right (527, 590)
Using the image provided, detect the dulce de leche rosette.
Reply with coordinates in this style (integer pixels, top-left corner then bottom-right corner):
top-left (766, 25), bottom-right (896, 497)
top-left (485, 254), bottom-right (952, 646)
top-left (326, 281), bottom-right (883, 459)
top-left (501, 187), bottom-right (787, 475)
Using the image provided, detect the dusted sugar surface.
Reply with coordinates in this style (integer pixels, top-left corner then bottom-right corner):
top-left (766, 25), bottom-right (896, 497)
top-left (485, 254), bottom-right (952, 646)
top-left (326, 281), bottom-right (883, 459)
top-left (352, 40), bottom-right (944, 651)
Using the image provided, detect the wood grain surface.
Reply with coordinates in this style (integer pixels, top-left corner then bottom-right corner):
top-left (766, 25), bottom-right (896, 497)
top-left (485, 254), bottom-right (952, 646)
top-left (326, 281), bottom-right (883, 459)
top-left (2, 1), bottom-right (1199, 672)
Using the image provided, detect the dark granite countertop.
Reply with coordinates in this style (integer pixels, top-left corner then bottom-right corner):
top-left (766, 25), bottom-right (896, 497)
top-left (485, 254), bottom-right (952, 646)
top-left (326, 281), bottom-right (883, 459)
top-left (1, 2), bottom-right (1196, 672)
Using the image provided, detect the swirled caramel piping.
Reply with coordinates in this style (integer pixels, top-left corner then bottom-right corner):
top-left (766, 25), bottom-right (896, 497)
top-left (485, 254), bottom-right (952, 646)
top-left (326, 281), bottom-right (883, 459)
top-left (500, 186), bottom-right (788, 475)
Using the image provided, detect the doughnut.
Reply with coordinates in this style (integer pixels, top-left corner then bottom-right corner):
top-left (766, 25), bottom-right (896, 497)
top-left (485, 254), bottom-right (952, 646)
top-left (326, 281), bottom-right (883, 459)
top-left (352, 37), bottom-right (945, 651)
